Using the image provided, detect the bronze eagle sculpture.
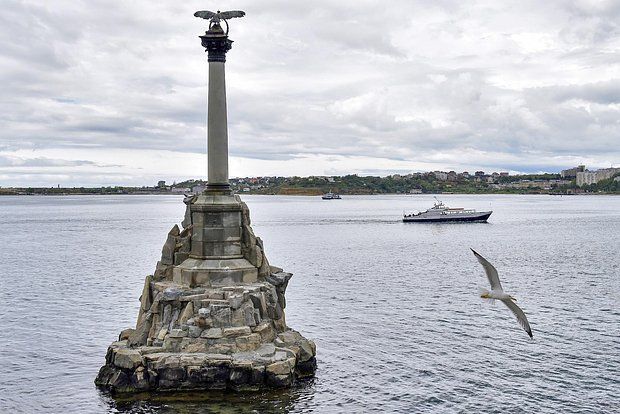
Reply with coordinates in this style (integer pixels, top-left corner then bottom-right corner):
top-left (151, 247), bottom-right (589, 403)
top-left (194, 10), bottom-right (245, 23)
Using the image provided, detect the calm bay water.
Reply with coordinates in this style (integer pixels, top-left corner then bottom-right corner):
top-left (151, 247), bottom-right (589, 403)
top-left (0, 194), bottom-right (618, 413)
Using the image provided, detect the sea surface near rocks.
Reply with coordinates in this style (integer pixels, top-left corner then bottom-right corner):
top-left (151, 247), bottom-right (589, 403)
top-left (0, 194), bottom-right (618, 414)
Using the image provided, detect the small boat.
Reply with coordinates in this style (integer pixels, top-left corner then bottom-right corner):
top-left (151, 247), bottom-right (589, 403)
top-left (321, 191), bottom-right (341, 200)
top-left (403, 198), bottom-right (492, 223)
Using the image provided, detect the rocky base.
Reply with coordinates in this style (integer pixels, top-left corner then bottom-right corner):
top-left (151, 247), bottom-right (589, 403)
top-left (95, 330), bottom-right (316, 393)
top-left (95, 195), bottom-right (316, 394)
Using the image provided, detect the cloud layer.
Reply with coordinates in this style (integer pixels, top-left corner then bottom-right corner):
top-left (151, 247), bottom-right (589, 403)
top-left (0, 0), bottom-right (618, 186)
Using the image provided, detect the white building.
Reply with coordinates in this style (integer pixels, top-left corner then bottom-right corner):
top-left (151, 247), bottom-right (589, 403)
top-left (576, 168), bottom-right (620, 186)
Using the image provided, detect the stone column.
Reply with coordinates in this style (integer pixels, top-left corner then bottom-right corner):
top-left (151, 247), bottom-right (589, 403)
top-left (200, 22), bottom-right (233, 193)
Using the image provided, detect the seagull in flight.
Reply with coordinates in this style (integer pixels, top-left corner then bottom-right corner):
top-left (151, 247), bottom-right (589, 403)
top-left (471, 248), bottom-right (533, 338)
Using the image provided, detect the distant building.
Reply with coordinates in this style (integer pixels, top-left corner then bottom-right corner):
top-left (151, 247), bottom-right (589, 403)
top-left (576, 168), bottom-right (620, 186)
top-left (433, 171), bottom-right (448, 181)
top-left (561, 165), bottom-right (585, 179)
top-left (157, 180), bottom-right (166, 188)
top-left (474, 171), bottom-right (485, 177)
top-left (461, 171), bottom-right (470, 178)
top-left (597, 168), bottom-right (620, 181)
top-left (499, 172), bottom-right (509, 177)
top-left (171, 187), bottom-right (190, 193)
top-left (409, 188), bottom-right (423, 194)
top-left (447, 171), bottom-right (457, 181)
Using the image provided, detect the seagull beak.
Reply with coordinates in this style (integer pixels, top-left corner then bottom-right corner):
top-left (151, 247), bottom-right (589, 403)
top-left (510, 296), bottom-right (517, 301)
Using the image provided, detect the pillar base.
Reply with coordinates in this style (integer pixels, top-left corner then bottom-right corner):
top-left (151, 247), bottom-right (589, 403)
top-left (205, 183), bottom-right (231, 195)
top-left (173, 257), bottom-right (258, 287)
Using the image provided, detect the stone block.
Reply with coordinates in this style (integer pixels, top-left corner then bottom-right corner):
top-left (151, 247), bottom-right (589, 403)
top-left (161, 234), bottom-right (177, 265)
top-left (256, 343), bottom-right (276, 357)
top-left (118, 328), bottom-right (135, 341)
top-left (223, 242), bottom-right (242, 256)
top-left (209, 270), bottom-right (244, 286)
top-left (232, 302), bottom-right (256, 327)
top-left (163, 337), bottom-right (182, 352)
top-left (228, 294), bottom-right (244, 310)
top-left (139, 275), bottom-right (152, 313)
top-left (187, 364), bottom-right (229, 388)
top-left (190, 241), bottom-right (204, 257)
top-left (188, 326), bottom-right (203, 338)
top-left (221, 211), bottom-right (241, 227)
top-left (211, 307), bottom-right (232, 327)
top-left (201, 327), bottom-right (223, 339)
top-left (169, 329), bottom-right (187, 338)
top-left (223, 326), bottom-right (252, 338)
top-left (222, 226), bottom-right (241, 240)
top-left (204, 212), bottom-right (222, 226)
top-left (128, 312), bottom-right (152, 347)
top-left (235, 333), bottom-right (261, 352)
top-left (242, 269), bottom-right (258, 283)
top-left (253, 322), bottom-right (276, 342)
top-left (179, 302), bottom-right (193, 325)
top-left (266, 357), bottom-right (295, 376)
top-left (192, 212), bottom-right (205, 226)
top-left (184, 341), bottom-right (208, 353)
top-left (114, 348), bottom-right (143, 370)
top-left (174, 252), bottom-right (189, 265)
top-left (249, 292), bottom-right (268, 318)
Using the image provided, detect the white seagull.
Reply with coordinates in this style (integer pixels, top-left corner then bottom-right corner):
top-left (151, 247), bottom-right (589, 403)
top-left (471, 248), bottom-right (533, 338)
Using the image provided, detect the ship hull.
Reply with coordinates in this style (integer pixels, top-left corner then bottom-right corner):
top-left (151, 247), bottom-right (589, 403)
top-left (403, 211), bottom-right (492, 223)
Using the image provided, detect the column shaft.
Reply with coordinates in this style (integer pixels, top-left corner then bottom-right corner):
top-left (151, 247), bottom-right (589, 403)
top-left (207, 61), bottom-right (229, 190)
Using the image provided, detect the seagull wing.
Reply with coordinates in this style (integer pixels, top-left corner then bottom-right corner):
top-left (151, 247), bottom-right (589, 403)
top-left (501, 299), bottom-right (533, 338)
top-left (218, 10), bottom-right (246, 19)
top-left (194, 10), bottom-right (217, 19)
top-left (471, 248), bottom-right (503, 291)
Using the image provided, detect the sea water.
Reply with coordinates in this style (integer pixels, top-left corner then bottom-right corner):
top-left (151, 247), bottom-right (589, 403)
top-left (0, 194), bottom-right (618, 413)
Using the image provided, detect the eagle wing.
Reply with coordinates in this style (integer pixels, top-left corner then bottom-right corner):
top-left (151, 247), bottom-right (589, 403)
top-left (194, 10), bottom-right (217, 19)
top-left (218, 10), bottom-right (246, 19)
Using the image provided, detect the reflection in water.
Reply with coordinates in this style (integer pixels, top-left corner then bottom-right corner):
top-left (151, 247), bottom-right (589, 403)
top-left (99, 379), bottom-right (316, 414)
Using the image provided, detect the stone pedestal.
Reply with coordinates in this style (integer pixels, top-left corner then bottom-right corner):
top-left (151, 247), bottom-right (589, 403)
top-left (173, 194), bottom-right (258, 287)
top-left (95, 196), bottom-right (317, 393)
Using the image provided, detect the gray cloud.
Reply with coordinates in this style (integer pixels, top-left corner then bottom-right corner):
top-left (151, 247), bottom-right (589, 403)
top-left (0, 0), bottom-right (618, 186)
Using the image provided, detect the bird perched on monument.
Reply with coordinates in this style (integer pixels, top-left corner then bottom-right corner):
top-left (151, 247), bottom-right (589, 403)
top-left (471, 248), bottom-right (533, 338)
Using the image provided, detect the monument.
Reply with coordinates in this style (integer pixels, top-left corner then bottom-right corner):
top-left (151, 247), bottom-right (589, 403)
top-left (95, 10), bottom-right (317, 393)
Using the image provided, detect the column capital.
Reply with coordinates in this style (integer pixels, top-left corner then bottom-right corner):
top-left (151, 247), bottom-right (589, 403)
top-left (200, 23), bottom-right (233, 62)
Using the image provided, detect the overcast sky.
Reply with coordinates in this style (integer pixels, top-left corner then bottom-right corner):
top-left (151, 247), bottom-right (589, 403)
top-left (1, 0), bottom-right (619, 186)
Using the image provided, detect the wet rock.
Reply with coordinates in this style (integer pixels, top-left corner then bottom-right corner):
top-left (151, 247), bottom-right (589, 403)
top-left (118, 328), bottom-right (135, 341)
top-left (265, 357), bottom-right (295, 388)
top-left (113, 348), bottom-right (143, 369)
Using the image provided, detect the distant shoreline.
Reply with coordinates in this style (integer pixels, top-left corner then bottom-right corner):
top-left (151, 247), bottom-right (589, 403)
top-left (1, 191), bottom-right (618, 197)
